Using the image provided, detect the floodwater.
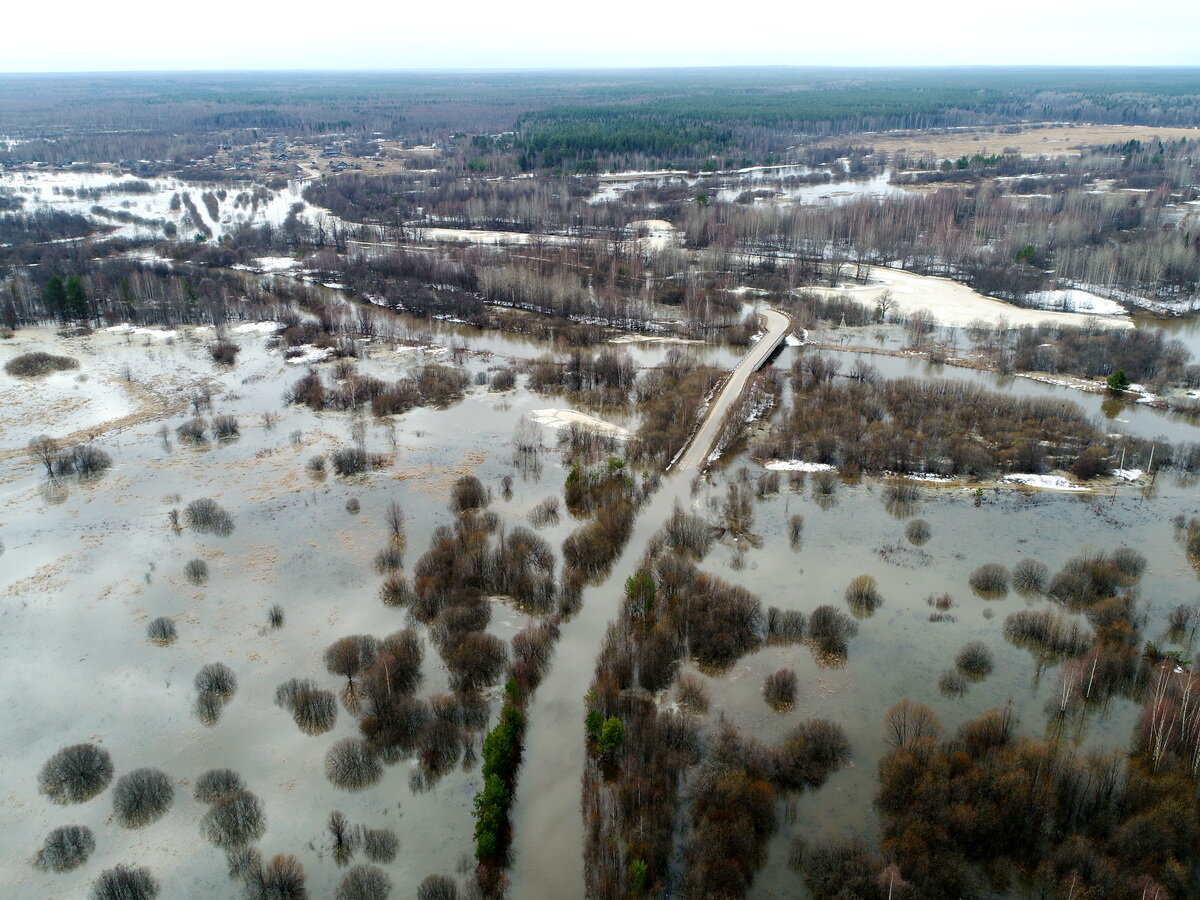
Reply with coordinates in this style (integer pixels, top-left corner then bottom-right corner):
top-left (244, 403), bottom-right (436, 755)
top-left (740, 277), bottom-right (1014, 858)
top-left (3, 303), bottom-right (1200, 899)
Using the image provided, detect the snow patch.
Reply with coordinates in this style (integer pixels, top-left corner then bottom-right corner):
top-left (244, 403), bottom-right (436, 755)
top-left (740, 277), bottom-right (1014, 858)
top-left (763, 460), bottom-right (836, 472)
top-left (233, 321), bottom-right (283, 334)
top-left (1000, 474), bottom-right (1090, 492)
top-left (531, 408), bottom-right (630, 439)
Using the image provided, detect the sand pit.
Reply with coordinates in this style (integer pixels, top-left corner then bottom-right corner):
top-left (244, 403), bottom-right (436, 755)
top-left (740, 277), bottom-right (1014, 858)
top-left (803, 267), bottom-right (1133, 329)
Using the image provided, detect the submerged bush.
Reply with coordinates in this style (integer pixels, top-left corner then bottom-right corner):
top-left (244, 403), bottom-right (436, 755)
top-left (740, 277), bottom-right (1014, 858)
top-left (53, 444), bottom-right (113, 478)
top-left (326, 738), bottom-right (383, 792)
top-left (146, 616), bottom-right (177, 645)
top-left (37, 824), bottom-right (95, 872)
top-left (39, 743), bottom-right (114, 805)
top-left (905, 518), bottom-right (931, 546)
top-left (675, 674), bottom-right (710, 714)
top-left (1012, 558), bottom-right (1049, 595)
top-left (449, 474), bottom-right (488, 513)
top-left (267, 604), bottom-right (285, 629)
top-left (969, 563), bottom-right (1009, 597)
top-left (184, 498), bottom-right (233, 536)
top-left (1004, 609), bottom-right (1092, 658)
top-left (379, 574), bottom-right (411, 607)
top-left (113, 768), bottom-right (173, 829)
top-left (193, 769), bottom-right (245, 804)
top-left (90, 864), bottom-right (158, 900)
top-left (5, 351), bottom-right (78, 377)
top-left (195, 662), bottom-right (237, 699)
top-left (336, 864), bottom-right (392, 900)
top-left (844, 574), bottom-right (882, 618)
top-left (362, 827), bottom-right (399, 864)
top-left (332, 447), bottom-right (385, 477)
top-left (275, 678), bottom-right (338, 735)
top-left (808, 605), bottom-right (858, 661)
top-left (250, 854), bottom-right (306, 900)
top-left (939, 669), bottom-right (968, 697)
top-left (417, 875), bottom-right (459, 900)
top-left (763, 669), bottom-right (798, 710)
top-left (772, 719), bottom-right (852, 790)
top-left (211, 414), bottom-right (239, 440)
top-left (200, 790), bottom-right (266, 848)
top-left (184, 558), bottom-right (209, 585)
top-left (955, 641), bottom-right (995, 680)
top-left (766, 606), bottom-right (806, 643)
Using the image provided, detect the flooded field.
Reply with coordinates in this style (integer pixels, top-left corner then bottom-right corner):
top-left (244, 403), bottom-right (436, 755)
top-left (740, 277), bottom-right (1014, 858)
top-left (2, 301), bottom-right (1199, 898)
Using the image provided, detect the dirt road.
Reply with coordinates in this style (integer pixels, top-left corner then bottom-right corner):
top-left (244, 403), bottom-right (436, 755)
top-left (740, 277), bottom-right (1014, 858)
top-left (671, 307), bottom-right (792, 472)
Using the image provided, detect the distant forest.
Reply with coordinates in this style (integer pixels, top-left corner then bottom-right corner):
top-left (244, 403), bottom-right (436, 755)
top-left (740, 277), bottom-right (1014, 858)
top-left (4, 68), bottom-right (1200, 171)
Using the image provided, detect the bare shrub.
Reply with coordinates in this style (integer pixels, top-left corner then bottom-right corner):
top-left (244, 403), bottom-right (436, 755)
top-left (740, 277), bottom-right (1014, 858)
top-left (275, 678), bottom-right (338, 735)
top-left (267, 604), bottom-right (285, 629)
top-left (200, 790), bottom-right (266, 849)
top-left (306, 455), bottom-right (327, 477)
top-left (210, 340), bottom-right (240, 366)
top-left (939, 669), bottom-right (967, 697)
top-left (808, 605), bottom-right (858, 661)
top-left (882, 477), bottom-right (921, 517)
top-left (184, 558), bottom-right (209, 585)
top-left (52, 443), bottom-right (113, 478)
top-left (374, 544), bottom-right (404, 574)
top-left (766, 606), bottom-right (806, 643)
top-left (176, 418), bottom-right (208, 443)
top-left (788, 514), bottom-right (804, 547)
top-left (225, 845), bottom-right (261, 882)
top-left (195, 663), bottom-right (237, 700)
top-left (325, 635), bottom-right (380, 687)
top-left (336, 864), bottom-right (391, 900)
top-left (37, 824), bottom-right (95, 872)
top-left (528, 496), bottom-right (560, 528)
top-left (212, 415), bottom-right (239, 440)
top-left (326, 738), bottom-right (383, 791)
top-left (5, 351), bottom-right (78, 377)
top-left (249, 854), bottom-right (306, 899)
top-left (185, 498), bottom-right (233, 536)
top-left (844, 574), bottom-right (882, 618)
top-left (490, 368), bottom-right (516, 391)
top-left (661, 503), bottom-right (713, 560)
top-left (1012, 558), bottom-right (1049, 595)
top-left (380, 574), bottom-right (412, 607)
top-left (675, 674), bottom-right (710, 714)
top-left (1110, 546), bottom-right (1147, 580)
top-left (113, 768), bottom-right (173, 828)
top-left (772, 719), bottom-right (852, 790)
top-left (146, 617), bottom-right (177, 645)
top-left (1004, 609), bottom-right (1092, 658)
top-left (449, 474), bottom-right (488, 513)
top-left (417, 875), bottom-right (459, 900)
top-left (763, 669), bottom-right (798, 710)
top-left (443, 631), bottom-right (508, 692)
top-left (968, 563), bottom-right (1009, 597)
top-left (884, 700), bottom-right (942, 748)
top-left (362, 828), bottom-right (399, 864)
top-left (955, 641), bottom-right (995, 681)
top-left (193, 769), bottom-right (244, 804)
top-left (90, 864), bottom-right (158, 900)
top-left (328, 810), bottom-right (359, 866)
top-left (39, 743), bottom-right (113, 804)
top-left (905, 518), bottom-right (931, 546)
top-left (346, 497), bottom-right (361, 514)
top-left (332, 447), bottom-right (385, 477)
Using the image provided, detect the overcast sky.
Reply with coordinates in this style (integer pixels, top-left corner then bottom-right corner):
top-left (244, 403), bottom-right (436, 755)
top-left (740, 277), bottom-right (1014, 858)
top-left (5, 0), bottom-right (1200, 72)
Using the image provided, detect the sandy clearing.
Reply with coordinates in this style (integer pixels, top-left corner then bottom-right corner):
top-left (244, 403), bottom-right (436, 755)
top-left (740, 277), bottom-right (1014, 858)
top-left (531, 408), bottom-right (630, 439)
top-left (802, 267), bottom-right (1133, 329)
top-left (821, 124), bottom-right (1200, 159)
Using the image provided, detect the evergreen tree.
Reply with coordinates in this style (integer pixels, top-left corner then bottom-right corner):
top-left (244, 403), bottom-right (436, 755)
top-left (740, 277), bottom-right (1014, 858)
top-left (65, 276), bottom-right (88, 321)
top-left (43, 276), bottom-right (66, 320)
